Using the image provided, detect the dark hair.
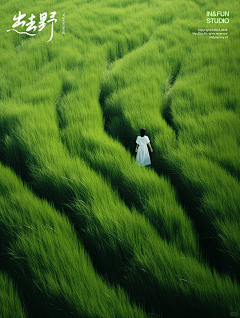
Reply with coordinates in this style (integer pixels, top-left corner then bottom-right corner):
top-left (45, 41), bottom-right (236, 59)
top-left (140, 128), bottom-right (145, 137)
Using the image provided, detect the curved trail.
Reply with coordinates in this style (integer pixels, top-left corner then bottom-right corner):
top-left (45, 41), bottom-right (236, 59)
top-left (56, 43), bottom-right (200, 259)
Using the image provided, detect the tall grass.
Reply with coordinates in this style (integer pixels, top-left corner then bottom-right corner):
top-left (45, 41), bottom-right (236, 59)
top-left (0, 163), bottom-right (147, 318)
top-left (56, 55), bottom-right (199, 258)
top-left (0, 92), bottom-right (240, 317)
top-left (0, 0), bottom-right (200, 260)
top-left (97, 10), bottom-right (240, 278)
top-left (0, 271), bottom-right (27, 318)
top-left (1, 0), bottom-right (240, 317)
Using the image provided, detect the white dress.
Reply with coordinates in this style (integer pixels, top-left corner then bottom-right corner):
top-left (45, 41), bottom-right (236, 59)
top-left (136, 135), bottom-right (151, 166)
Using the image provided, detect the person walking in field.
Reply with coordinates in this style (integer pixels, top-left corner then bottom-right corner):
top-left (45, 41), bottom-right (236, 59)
top-left (135, 128), bottom-right (153, 166)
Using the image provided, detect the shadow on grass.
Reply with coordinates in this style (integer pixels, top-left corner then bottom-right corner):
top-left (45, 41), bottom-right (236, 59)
top-left (152, 153), bottom-right (240, 282)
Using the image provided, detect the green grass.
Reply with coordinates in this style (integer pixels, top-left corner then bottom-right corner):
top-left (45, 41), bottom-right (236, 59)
top-left (0, 271), bottom-right (27, 318)
top-left (0, 163), bottom-right (148, 318)
top-left (0, 163), bottom-right (240, 317)
top-left (0, 0), bottom-right (240, 317)
top-left (97, 4), bottom-right (240, 277)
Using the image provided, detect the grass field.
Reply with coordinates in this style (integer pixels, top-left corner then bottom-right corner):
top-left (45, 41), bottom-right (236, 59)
top-left (0, 0), bottom-right (240, 317)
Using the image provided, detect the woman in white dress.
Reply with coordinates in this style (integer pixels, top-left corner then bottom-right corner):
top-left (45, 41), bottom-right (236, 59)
top-left (135, 128), bottom-right (153, 166)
